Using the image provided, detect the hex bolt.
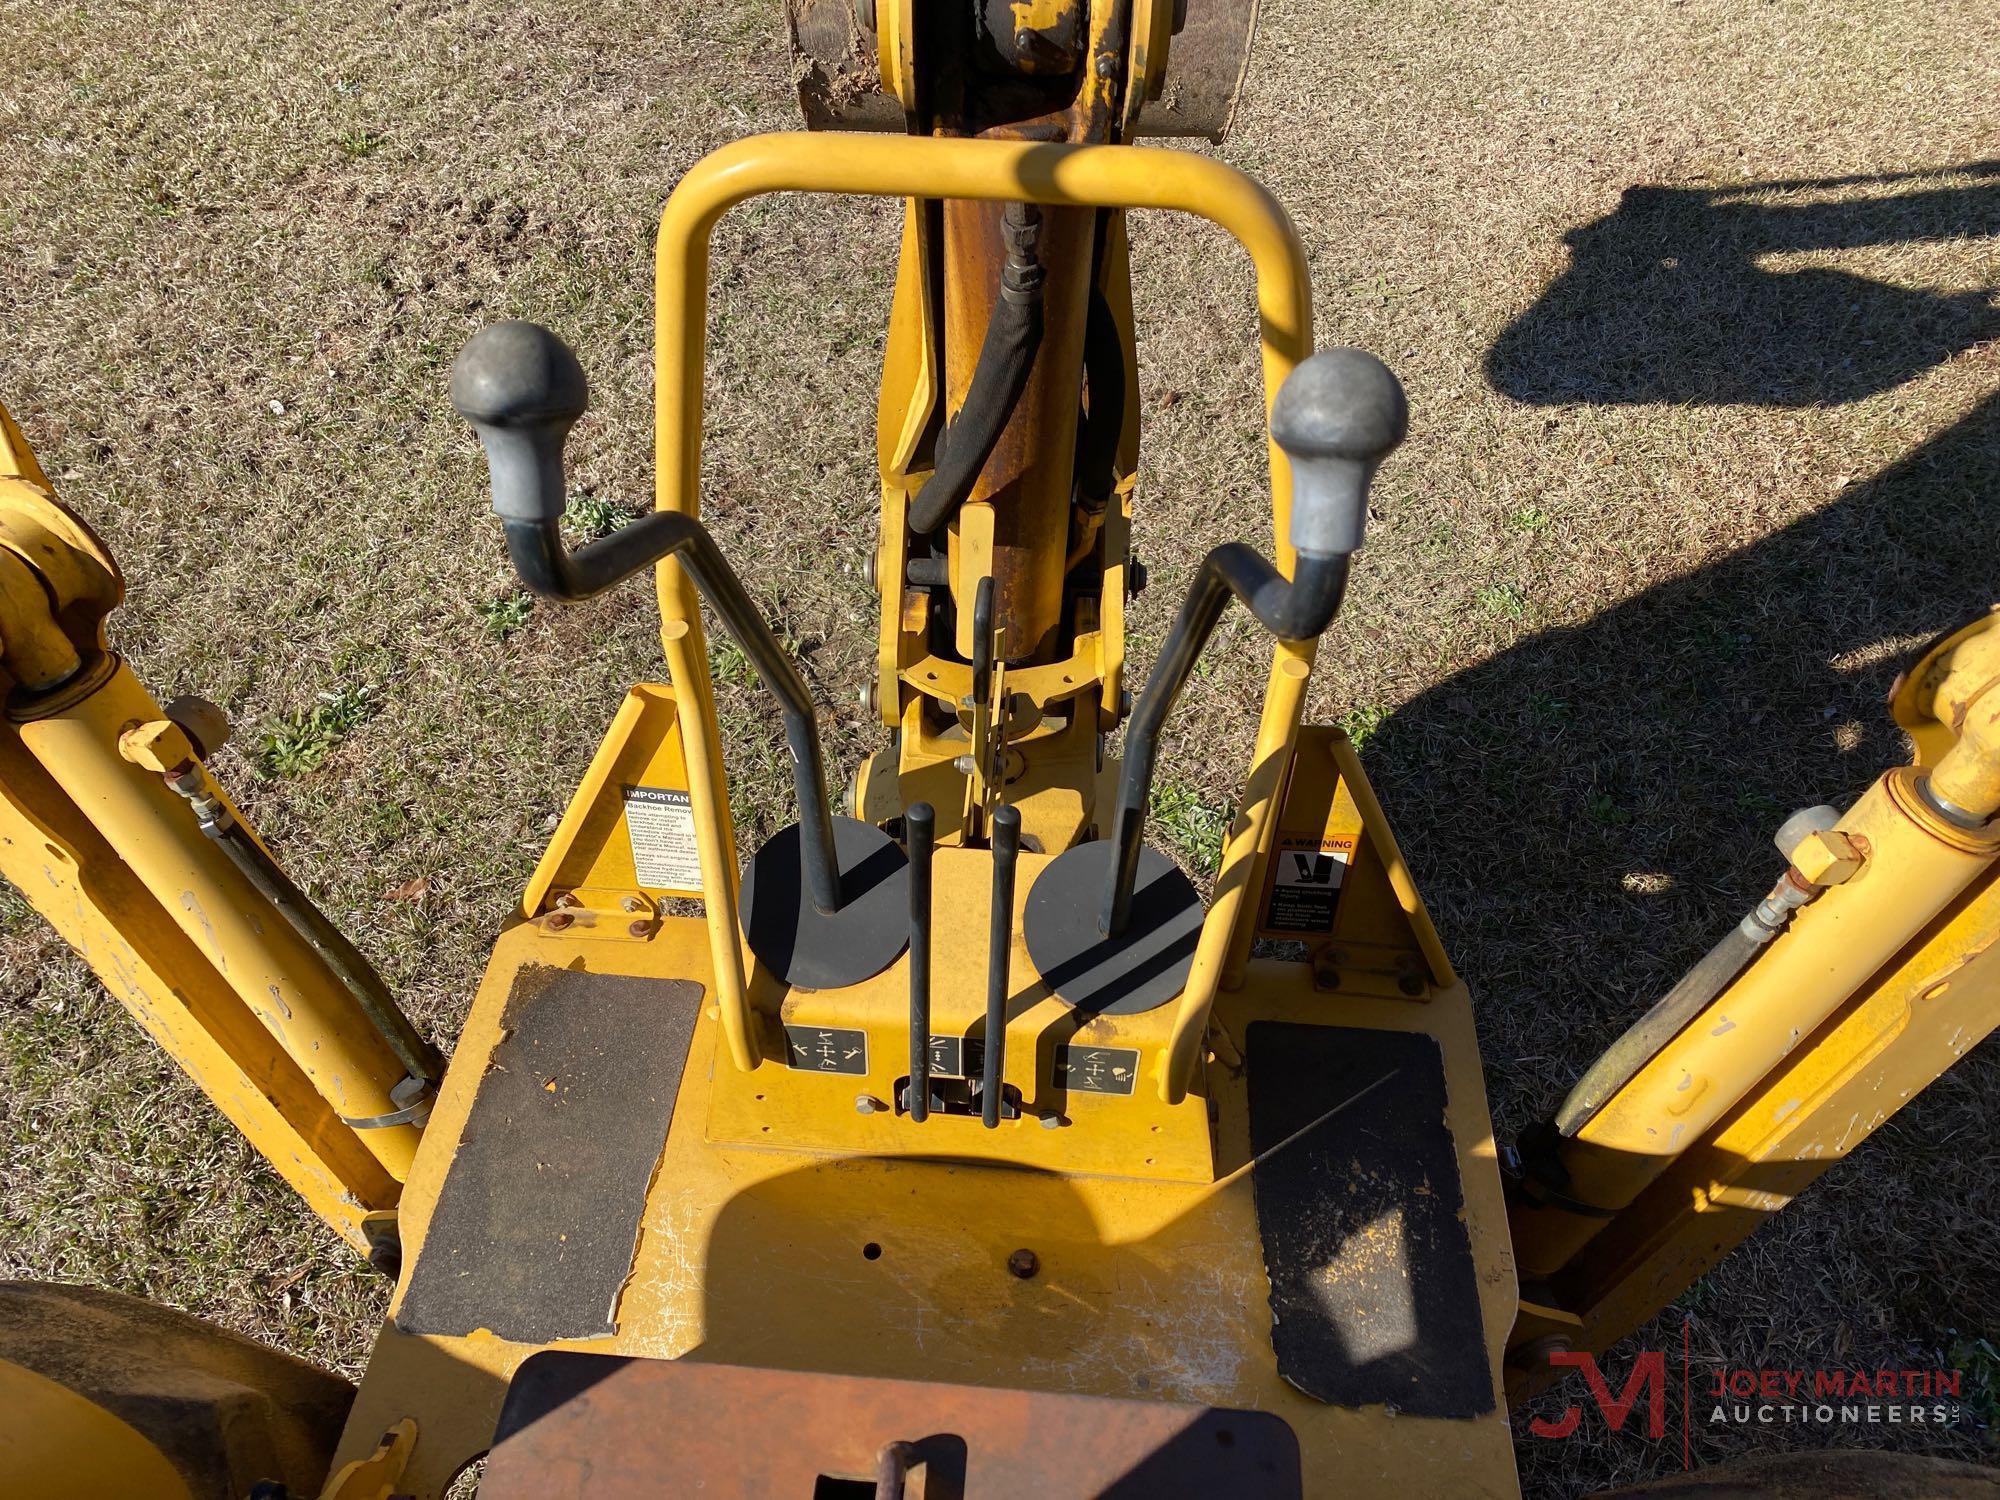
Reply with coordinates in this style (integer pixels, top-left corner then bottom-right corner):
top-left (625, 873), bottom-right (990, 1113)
top-left (1513, 1333), bottom-right (1574, 1369)
top-left (1311, 946), bottom-right (1343, 989)
top-left (1039, 1112), bottom-right (1065, 1130)
top-left (1007, 1248), bottom-right (1039, 1279)
top-left (620, 895), bottom-right (648, 913)
top-left (860, 679), bottom-right (879, 716)
top-left (855, 1094), bottom-right (885, 1115)
top-left (553, 891), bottom-right (582, 909)
top-left (953, 754), bottom-right (977, 776)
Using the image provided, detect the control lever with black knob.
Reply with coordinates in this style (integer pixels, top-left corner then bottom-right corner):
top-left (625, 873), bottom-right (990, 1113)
top-left (1022, 348), bottom-right (1408, 1016)
top-left (452, 320), bottom-right (910, 990)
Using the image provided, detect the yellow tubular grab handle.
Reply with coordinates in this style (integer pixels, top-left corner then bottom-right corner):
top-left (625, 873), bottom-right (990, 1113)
top-left (651, 133), bottom-right (1315, 1093)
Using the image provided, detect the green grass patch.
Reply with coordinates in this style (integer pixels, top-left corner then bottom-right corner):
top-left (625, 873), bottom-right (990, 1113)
top-left (1340, 703), bottom-right (1390, 749)
top-left (564, 491), bottom-right (631, 539)
top-left (1150, 781), bottom-right (1230, 877)
top-left (1476, 582), bottom-right (1528, 620)
top-left (477, 594), bottom-right (533, 641)
top-left (257, 683), bottom-right (378, 778)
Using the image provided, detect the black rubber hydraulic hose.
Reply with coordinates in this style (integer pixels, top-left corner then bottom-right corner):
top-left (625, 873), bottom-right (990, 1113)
top-left (907, 203), bottom-right (1045, 536)
top-left (1552, 866), bottom-right (1821, 1135)
top-left (160, 768), bottom-right (443, 1092)
top-left (1074, 284), bottom-right (1125, 509)
top-left (1551, 925), bottom-right (1766, 1137)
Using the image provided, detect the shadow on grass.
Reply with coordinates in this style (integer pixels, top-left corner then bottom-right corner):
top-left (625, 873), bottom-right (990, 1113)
top-left (1487, 162), bottom-right (2000, 406)
top-left (1371, 164), bottom-right (2000, 1133)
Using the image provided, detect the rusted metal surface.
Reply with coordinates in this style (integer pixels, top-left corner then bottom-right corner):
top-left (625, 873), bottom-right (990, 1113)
top-left (786, 0), bottom-right (903, 132)
top-left (1139, 0), bottom-right (1261, 142)
top-left (943, 188), bottom-right (1095, 663)
top-left (481, 1353), bottom-right (1302, 1497)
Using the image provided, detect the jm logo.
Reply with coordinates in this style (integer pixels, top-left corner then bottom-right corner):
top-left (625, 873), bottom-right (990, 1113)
top-left (1530, 1350), bottom-right (1669, 1441)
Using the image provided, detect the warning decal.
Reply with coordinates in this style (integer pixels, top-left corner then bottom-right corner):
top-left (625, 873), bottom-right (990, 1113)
top-left (622, 785), bottom-right (703, 892)
top-left (1265, 846), bottom-right (1353, 934)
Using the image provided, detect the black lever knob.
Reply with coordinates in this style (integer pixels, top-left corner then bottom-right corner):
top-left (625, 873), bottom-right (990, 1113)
top-left (1269, 348), bottom-right (1408, 559)
top-left (449, 321), bottom-right (588, 523)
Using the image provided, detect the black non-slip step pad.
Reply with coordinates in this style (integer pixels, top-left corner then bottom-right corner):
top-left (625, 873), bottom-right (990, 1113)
top-left (397, 965), bottom-right (701, 1344)
top-left (1246, 1021), bottom-right (1494, 1417)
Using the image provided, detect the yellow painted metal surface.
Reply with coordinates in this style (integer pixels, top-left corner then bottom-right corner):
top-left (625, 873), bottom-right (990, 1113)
top-left (520, 683), bottom-right (696, 919)
top-left (1542, 858), bottom-right (2000, 1376)
top-left (0, 1359), bottom-right (195, 1500)
top-left (336, 911), bottom-right (1519, 1498)
top-left (717, 846), bottom-right (1216, 1180)
top-left (318, 1418), bottom-right (416, 1500)
top-left (15, 663), bottom-right (424, 1180)
top-left (0, 409), bottom-right (403, 1245)
top-left (1250, 725), bottom-right (1457, 993)
top-left (1891, 608), bottom-right (1999, 770)
top-left (0, 722), bottom-right (397, 1247)
top-left (1515, 765), bottom-right (2000, 1277)
top-left (647, 133), bottom-right (1316, 1092)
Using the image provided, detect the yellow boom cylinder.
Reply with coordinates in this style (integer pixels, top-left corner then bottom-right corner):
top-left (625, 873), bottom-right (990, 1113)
top-left (15, 662), bottom-right (423, 1181)
top-left (1517, 745), bottom-right (2000, 1278)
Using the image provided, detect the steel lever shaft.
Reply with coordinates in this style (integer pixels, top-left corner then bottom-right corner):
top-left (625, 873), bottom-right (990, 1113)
top-left (982, 804), bottom-right (1021, 1129)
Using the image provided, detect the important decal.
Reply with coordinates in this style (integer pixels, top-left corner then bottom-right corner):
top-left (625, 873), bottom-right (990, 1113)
top-left (622, 785), bottom-right (703, 892)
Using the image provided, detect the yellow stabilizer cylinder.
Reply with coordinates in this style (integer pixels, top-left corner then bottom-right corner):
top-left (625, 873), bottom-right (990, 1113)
top-left (15, 662), bottom-right (422, 1180)
top-left (1517, 750), bottom-right (2000, 1278)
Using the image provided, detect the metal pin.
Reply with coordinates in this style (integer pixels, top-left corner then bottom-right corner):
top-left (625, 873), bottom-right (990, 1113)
top-left (906, 802), bottom-right (934, 1123)
top-left (983, 804), bottom-right (1021, 1129)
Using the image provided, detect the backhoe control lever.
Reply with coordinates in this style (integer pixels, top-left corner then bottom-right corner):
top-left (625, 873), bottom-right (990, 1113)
top-left (982, 805), bottom-right (1021, 1130)
top-left (453, 321), bottom-right (910, 991)
top-left (1023, 350), bottom-right (1407, 1014)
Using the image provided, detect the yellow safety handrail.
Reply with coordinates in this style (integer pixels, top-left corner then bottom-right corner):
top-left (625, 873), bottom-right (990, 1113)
top-left (651, 133), bottom-right (1315, 1098)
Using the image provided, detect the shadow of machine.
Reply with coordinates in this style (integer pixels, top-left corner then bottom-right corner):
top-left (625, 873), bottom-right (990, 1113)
top-left (1487, 163), bottom-right (2000, 407)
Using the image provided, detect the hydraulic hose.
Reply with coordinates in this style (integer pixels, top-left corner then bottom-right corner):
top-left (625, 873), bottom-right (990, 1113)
top-left (1073, 284), bottom-right (1125, 509)
top-left (162, 765), bottom-right (443, 1098)
top-left (907, 203), bottom-right (1045, 536)
top-left (1552, 860), bottom-right (1824, 1136)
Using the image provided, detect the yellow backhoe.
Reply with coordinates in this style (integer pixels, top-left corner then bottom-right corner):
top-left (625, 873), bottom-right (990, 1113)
top-left (1, 5), bottom-right (1994, 1496)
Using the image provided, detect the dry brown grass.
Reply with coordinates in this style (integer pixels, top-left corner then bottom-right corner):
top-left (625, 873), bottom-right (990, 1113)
top-left (2, 1), bottom-right (1996, 1494)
